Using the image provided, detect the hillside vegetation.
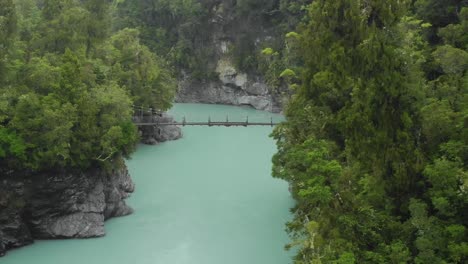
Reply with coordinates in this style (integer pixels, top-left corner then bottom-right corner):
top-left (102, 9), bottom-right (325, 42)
top-left (0, 0), bottom-right (176, 172)
top-left (272, 0), bottom-right (468, 262)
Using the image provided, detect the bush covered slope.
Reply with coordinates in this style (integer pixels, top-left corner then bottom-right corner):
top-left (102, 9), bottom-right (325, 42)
top-left (272, 0), bottom-right (467, 263)
top-left (0, 0), bottom-right (176, 173)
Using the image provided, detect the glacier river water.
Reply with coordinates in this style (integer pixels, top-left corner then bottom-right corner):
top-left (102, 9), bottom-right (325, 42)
top-left (2, 103), bottom-right (293, 264)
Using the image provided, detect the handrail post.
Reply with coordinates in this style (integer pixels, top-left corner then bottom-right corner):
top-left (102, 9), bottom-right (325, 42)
top-left (271, 117), bottom-right (273, 127)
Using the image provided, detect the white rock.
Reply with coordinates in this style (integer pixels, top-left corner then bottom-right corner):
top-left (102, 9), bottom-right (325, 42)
top-left (245, 82), bottom-right (268, 95)
top-left (235, 73), bottom-right (248, 87)
top-left (238, 96), bottom-right (271, 110)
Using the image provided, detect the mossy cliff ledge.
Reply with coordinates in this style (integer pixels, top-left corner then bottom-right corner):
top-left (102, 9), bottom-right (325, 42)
top-left (0, 162), bottom-right (134, 256)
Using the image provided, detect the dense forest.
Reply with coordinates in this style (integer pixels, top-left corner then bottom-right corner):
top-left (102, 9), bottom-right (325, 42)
top-left (1, 0), bottom-right (467, 263)
top-left (114, 0), bottom-right (308, 90)
top-left (0, 0), bottom-right (306, 173)
top-left (0, 0), bottom-right (176, 173)
top-left (272, 0), bottom-right (468, 263)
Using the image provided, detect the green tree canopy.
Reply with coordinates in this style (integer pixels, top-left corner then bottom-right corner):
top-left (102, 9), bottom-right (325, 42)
top-left (273, 0), bottom-right (467, 262)
top-left (1, 0), bottom-right (176, 172)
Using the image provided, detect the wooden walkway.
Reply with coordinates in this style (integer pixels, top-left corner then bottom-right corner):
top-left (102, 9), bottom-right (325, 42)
top-left (131, 105), bottom-right (280, 127)
top-left (134, 121), bottom-right (280, 127)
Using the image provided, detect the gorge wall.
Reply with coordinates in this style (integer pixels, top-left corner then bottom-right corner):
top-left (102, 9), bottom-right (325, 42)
top-left (174, 1), bottom-right (285, 113)
top-left (176, 58), bottom-right (284, 113)
top-left (0, 118), bottom-right (182, 256)
top-left (0, 163), bottom-right (134, 256)
top-left (116, 0), bottom-right (307, 113)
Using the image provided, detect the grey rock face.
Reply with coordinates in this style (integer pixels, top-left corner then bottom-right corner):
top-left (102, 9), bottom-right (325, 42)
top-left (103, 167), bottom-right (135, 219)
top-left (217, 64), bottom-right (238, 86)
top-left (0, 179), bottom-right (33, 256)
top-left (44, 213), bottom-right (105, 238)
top-left (172, 2), bottom-right (286, 113)
top-left (0, 163), bottom-right (135, 256)
top-left (245, 82), bottom-right (269, 96)
top-left (216, 59), bottom-right (249, 89)
top-left (154, 113), bottom-right (183, 143)
top-left (176, 77), bottom-right (283, 113)
top-left (238, 96), bottom-right (272, 111)
top-left (135, 113), bottom-right (183, 145)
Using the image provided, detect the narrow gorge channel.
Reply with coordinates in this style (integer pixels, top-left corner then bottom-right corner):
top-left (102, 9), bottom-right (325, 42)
top-left (2, 104), bottom-right (293, 264)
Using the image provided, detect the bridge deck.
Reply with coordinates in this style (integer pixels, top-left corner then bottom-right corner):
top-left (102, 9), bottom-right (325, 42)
top-left (134, 122), bottom-right (280, 127)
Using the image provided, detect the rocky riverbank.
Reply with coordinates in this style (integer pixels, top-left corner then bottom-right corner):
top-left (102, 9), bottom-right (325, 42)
top-left (176, 60), bottom-right (284, 114)
top-left (135, 112), bottom-right (183, 145)
top-left (0, 162), bottom-right (134, 256)
top-left (0, 112), bottom-right (183, 257)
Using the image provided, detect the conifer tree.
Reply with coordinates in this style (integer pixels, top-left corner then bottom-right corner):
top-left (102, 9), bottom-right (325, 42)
top-left (0, 0), bottom-right (17, 82)
top-left (273, 0), bottom-right (467, 262)
top-left (273, 0), bottom-right (429, 262)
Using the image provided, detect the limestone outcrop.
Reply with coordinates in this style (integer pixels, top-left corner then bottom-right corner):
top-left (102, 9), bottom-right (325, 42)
top-left (176, 59), bottom-right (283, 113)
top-left (174, 2), bottom-right (286, 113)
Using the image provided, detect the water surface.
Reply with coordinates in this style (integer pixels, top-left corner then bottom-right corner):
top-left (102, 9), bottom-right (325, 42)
top-left (2, 104), bottom-right (293, 264)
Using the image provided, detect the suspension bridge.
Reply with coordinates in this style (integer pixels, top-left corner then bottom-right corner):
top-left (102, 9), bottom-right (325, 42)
top-left (132, 105), bottom-right (281, 127)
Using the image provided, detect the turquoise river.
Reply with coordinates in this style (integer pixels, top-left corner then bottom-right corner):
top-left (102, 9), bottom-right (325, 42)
top-left (2, 104), bottom-right (293, 264)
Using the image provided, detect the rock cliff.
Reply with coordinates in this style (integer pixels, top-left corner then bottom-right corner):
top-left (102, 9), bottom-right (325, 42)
top-left (176, 62), bottom-right (283, 113)
top-left (174, 1), bottom-right (286, 113)
top-left (0, 163), bottom-right (134, 256)
top-left (135, 112), bottom-right (183, 145)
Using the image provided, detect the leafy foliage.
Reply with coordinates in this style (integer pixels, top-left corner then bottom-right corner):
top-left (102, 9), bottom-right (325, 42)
top-left (273, 0), bottom-right (468, 263)
top-left (0, 0), bottom-right (176, 172)
top-left (114, 0), bottom-right (308, 86)
top-left (0, 0), bottom-right (17, 82)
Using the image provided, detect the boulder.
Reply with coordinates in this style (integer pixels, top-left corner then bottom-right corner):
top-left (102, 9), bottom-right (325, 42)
top-left (244, 82), bottom-right (268, 96)
top-left (136, 113), bottom-right (183, 145)
top-left (238, 96), bottom-right (272, 111)
top-left (154, 113), bottom-right (183, 143)
top-left (234, 73), bottom-right (248, 88)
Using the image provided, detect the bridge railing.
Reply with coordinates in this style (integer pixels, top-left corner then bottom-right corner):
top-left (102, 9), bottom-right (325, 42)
top-left (131, 105), bottom-right (282, 127)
